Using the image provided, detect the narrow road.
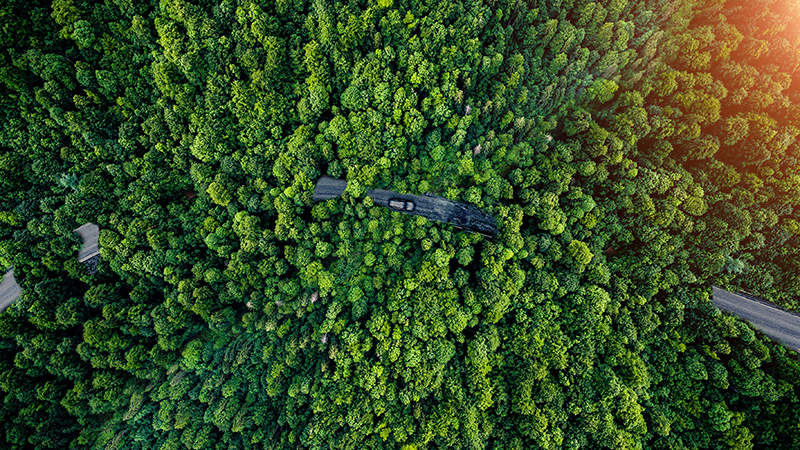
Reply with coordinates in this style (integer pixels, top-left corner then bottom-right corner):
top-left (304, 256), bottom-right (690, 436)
top-left (712, 286), bottom-right (800, 352)
top-left (0, 268), bottom-right (21, 312)
top-left (312, 176), bottom-right (498, 237)
top-left (312, 176), bottom-right (348, 201)
top-left (74, 223), bottom-right (100, 262)
top-left (0, 223), bottom-right (100, 313)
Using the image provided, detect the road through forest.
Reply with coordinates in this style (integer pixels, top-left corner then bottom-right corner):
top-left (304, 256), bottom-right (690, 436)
top-left (313, 176), bottom-right (499, 237)
top-left (712, 286), bottom-right (800, 352)
top-left (0, 268), bottom-right (21, 312)
top-left (4, 220), bottom-right (800, 357)
top-left (0, 223), bottom-right (99, 312)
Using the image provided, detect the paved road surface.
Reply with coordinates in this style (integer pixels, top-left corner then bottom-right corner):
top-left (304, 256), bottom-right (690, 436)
top-left (0, 223), bottom-right (100, 312)
top-left (312, 177), bottom-right (348, 201)
top-left (712, 286), bottom-right (800, 352)
top-left (313, 177), bottom-right (498, 237)
top-left (74, 223), bottom-right (99, 262)
top-left (0, 268), bottom-right (21, 312)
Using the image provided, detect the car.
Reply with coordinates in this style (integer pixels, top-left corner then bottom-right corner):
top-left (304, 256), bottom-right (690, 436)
top-left (388, 199), bottom-right (415, 211)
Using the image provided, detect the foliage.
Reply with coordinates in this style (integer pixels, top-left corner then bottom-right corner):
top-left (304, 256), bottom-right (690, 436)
top-left (1, 0), bottom-right (800, 449)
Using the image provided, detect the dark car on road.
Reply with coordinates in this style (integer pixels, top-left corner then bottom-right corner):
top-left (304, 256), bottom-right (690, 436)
top-left (313, 176), bottom-right (497, 238)
top-left (388, 199), bottom-right (415, 211)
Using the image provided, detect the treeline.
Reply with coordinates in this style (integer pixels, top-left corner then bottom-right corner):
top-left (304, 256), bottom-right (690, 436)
top-left (0, 0), bottom-right (799, 449)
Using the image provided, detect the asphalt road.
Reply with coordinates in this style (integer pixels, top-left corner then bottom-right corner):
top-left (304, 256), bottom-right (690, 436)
top-left (0, 268), bottom-right (21, 312)
top-left (712, 286), bottom-right (800, 352)
top-left (367, 188), bottom-right (451, 223)
top-left (0, 223), bottom-right (100, 312)
top-left (312, 176), bottom-right (348, 201)
top-left (312, 177), bottom-right (498, 236)
top-left (74, 223), bottom-right (100, 262)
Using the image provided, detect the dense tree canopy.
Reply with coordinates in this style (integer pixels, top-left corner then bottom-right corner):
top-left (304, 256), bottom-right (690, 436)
top-left (1, 0), bottom-right (800, 449)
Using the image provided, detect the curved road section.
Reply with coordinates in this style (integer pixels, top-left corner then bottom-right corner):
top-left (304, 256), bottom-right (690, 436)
top-left (712, 286), bottom-right (800, 353)
top-left (0, 223), bottom-right (99, 313)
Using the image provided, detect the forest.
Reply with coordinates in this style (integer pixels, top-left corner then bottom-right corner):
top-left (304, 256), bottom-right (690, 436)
top-left (1, 0), bottom-right (800, 449)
